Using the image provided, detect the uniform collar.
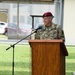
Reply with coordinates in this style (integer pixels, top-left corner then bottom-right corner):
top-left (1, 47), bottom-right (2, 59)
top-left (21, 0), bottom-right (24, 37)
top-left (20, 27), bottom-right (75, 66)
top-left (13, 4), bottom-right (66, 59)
top-left (42, 23), bottom-right (57, 30)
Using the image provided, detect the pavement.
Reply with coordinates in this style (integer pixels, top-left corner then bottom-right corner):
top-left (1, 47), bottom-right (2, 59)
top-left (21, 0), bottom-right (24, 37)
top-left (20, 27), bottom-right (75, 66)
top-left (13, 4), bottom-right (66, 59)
top-left (0, 39), bottom-right (29, 44)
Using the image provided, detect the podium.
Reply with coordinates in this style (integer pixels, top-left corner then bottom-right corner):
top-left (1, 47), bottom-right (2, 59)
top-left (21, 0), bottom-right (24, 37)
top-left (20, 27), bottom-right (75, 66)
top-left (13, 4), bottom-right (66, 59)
top-left (29, 40), bottom-right (68, 75)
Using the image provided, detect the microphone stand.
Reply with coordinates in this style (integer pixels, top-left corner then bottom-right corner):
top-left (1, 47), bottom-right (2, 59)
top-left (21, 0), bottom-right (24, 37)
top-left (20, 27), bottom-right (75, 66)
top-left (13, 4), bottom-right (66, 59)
top-left (6, 30), bottom-right (36, 75)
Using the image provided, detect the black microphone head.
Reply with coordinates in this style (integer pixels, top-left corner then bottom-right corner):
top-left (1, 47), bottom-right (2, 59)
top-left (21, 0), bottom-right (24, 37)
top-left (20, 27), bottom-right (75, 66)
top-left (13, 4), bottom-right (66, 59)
top-left (35, 25), bottom-right (42, 32)
top-left (36, 25), bottom-right (42, 30)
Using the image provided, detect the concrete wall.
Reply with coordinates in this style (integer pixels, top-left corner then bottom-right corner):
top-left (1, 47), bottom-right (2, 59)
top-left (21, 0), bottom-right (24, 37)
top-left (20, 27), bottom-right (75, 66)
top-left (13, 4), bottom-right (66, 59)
top-left (0, 12), bottom-right (7, 22)
top-left (63, 0), bottom-right (75, 45)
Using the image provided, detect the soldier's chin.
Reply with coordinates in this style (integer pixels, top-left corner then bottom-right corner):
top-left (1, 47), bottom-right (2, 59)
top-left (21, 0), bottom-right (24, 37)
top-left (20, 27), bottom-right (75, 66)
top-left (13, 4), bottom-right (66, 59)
top-left (45, 24), bottom-right (51, 27)
top-left (44, 23), bottom-right (48, 26)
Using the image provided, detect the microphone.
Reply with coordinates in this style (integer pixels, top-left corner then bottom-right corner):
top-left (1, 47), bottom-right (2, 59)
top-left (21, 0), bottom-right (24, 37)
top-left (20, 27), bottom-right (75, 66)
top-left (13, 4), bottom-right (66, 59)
top-left (6, 25), bottom-right (42, 50)
top-left (35, 25), bottom-right (42, 32)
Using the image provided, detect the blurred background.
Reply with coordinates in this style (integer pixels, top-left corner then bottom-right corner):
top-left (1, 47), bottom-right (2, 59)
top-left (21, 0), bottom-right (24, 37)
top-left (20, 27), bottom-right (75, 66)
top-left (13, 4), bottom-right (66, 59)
top-left (0, 0), bottom-right (75, 45)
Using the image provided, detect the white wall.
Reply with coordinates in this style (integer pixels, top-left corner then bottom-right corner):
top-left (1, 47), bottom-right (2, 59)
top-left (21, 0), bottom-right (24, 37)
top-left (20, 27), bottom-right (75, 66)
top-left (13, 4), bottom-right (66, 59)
top-left (63, 0), bottom-right (75, 45)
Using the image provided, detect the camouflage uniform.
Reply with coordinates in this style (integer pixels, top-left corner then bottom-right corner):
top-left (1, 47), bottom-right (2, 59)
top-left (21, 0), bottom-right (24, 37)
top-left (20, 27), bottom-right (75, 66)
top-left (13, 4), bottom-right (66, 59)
top-left (35, 23), bottom-right (65, 41)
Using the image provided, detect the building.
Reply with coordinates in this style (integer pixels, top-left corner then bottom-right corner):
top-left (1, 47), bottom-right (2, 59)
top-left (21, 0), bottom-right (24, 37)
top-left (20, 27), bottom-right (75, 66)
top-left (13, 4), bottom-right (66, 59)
top-left (0, 0), bottom-right (75, 45)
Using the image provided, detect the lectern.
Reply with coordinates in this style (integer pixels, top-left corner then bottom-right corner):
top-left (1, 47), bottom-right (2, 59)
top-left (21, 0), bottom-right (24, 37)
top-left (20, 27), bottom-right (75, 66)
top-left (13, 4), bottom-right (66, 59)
top-left (29, 40), bottom-right (68, 75)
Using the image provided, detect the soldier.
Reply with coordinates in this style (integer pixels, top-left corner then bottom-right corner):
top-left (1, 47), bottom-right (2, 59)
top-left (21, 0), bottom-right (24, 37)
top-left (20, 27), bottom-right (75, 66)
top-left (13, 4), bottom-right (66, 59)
top-left (35, 12), bottom-right (65, 41)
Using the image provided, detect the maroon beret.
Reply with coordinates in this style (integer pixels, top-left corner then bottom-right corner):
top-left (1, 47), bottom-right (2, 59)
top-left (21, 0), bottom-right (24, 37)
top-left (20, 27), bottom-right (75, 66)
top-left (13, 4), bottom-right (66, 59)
top-left (43, 12), bottom-right (54, 18)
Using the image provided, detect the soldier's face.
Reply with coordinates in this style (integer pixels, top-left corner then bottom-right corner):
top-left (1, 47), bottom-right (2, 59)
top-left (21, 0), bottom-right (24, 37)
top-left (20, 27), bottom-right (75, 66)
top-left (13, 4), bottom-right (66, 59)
top-left (43, 16), bottom-right (53, 26)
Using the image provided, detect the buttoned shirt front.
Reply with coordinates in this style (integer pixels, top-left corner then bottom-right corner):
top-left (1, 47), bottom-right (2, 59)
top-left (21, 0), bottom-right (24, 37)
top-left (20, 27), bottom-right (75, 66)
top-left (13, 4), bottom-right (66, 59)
top-left (35, 23), bottom-right (65, 41)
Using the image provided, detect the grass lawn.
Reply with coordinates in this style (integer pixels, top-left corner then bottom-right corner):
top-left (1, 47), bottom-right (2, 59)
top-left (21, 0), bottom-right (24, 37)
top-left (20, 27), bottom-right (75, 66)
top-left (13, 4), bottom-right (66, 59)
top-left (0, 43), bottom-right (75, 75)
top-left (66, 46), bottom-right (75, 75)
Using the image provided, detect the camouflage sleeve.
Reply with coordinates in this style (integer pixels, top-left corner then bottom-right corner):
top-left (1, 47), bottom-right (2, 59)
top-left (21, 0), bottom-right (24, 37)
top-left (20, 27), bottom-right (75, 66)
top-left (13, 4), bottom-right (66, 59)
top-left (35, 25), bottom-right (44, 39)
top-left (35, 30), bottom-right (41, 39)
top-left (57, 25), bottom-right (65, 41)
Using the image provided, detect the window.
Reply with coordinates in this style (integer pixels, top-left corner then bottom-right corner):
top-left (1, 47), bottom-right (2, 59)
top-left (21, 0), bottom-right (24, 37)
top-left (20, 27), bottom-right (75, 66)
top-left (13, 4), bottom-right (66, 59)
top-left (20, 16), bottom-right (24, 23)
top-left (13, 16), bottom-right (17, 23)
top-left (13, 4), bottom-right (17, 8)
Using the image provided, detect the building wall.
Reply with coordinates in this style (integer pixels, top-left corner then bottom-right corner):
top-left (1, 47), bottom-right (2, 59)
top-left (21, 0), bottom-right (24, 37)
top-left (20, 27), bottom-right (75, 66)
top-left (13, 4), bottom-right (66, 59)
top-left (0, 3), bottom-right (9, 22)
top-left (9, 4), bottom-right (55, 24)
top-left (63, 0), bottom-right (75, 45)
top-left (0, 12), bottom-right (7, 22)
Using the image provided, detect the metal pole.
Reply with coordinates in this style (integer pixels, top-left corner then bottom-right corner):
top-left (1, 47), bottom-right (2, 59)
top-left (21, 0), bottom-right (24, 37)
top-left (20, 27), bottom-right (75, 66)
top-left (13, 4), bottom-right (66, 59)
top-left (12, 45), bottom-right (15, 75)
top-left (17, 0), bottom-right (19, 39)
top-left (60, 0), bottom-right (64, 28)
top-left (32, 16), bottom-right (34, 29)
